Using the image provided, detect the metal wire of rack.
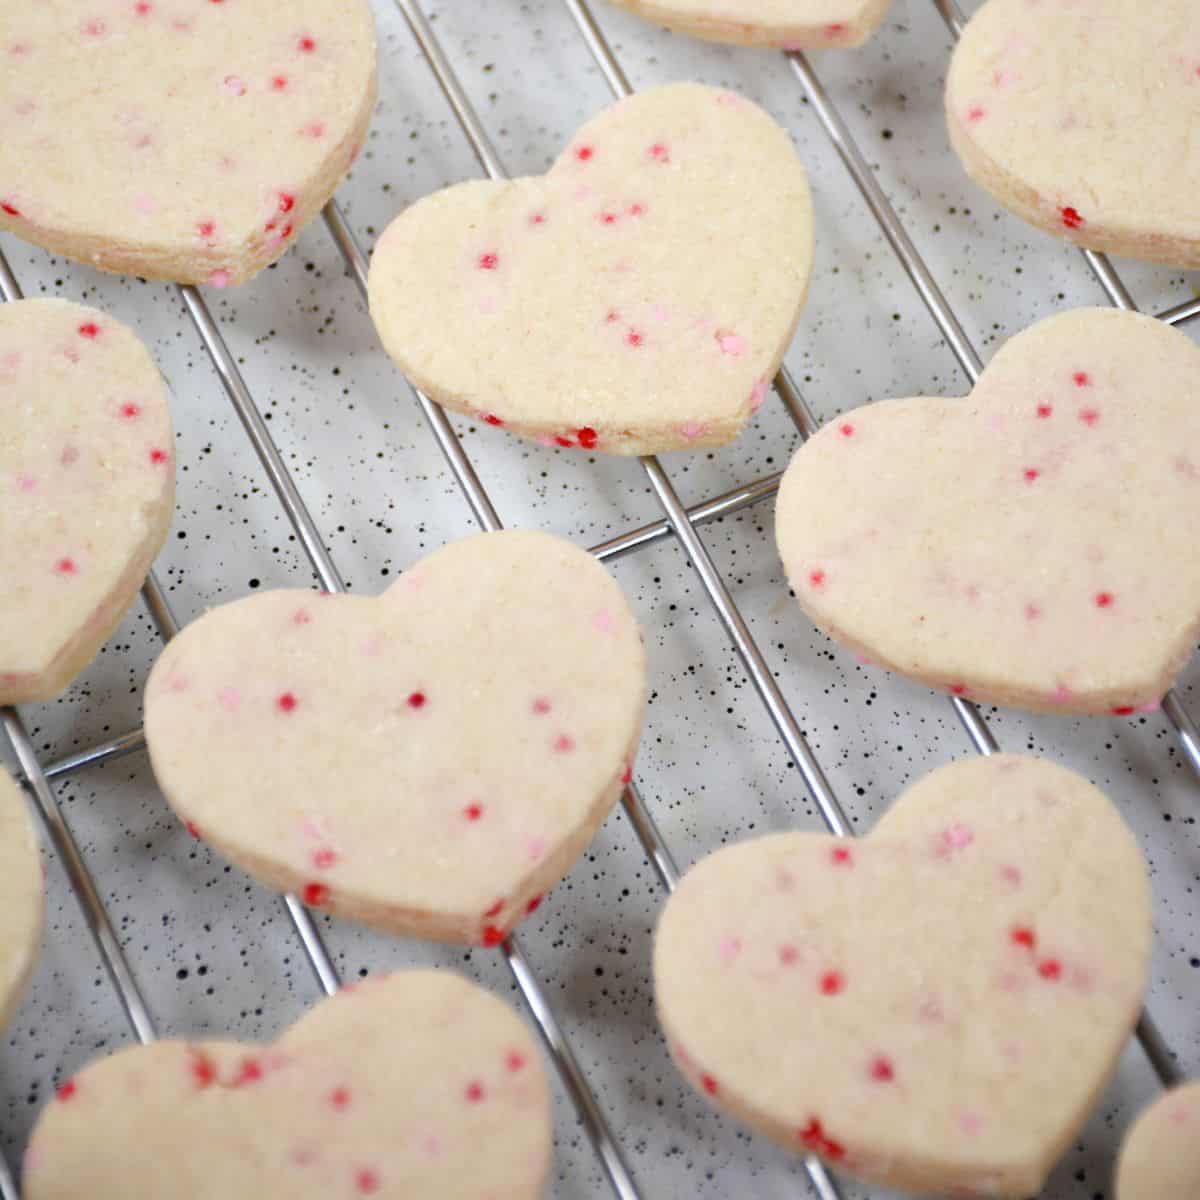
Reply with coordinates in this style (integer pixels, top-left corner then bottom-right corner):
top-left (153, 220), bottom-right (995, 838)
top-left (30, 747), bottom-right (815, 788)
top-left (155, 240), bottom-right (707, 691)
top-left (0, 1), bottom-right (1195, 1197)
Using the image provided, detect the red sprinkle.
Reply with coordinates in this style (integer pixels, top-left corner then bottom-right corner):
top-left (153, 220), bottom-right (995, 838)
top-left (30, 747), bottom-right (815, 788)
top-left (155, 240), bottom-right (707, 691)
top-left (484, 899), bottom-right (504, 919)
top-left (966, 104), bottom-right (986, 123)
top-left (477, 252), bottom-right (499, 271)
top-left (506, 1051), bottom-right (526, 1073)
top-left (56, 1080), bottom-right (77, 1103)
top-left (799, 1118), bottom-right (846, 1161)
top-left (55, 557), bottom-right (77, 576)
top-left (302, 882), bottom-right (329, 907)
top-left (197, 219), bottom-right (216, 240)
top-left (577, 427), bottom-right (598, 449)
top-left (1038, 959), bottom-right (1062, 981)
top-left (271, 75), bottom-right (288, 91)
top-left (185, 820), bottom-right (201, 839)
top-left (525, 894), bottom-right (542, 914)
top-left (700, 1074), bottom-right (719, 1095)
top-left (190, 1052), bottom-right (216, 1089)
top-left (830, 846), bottom-right (852, 866)
top-left (626, 329), bottom-right (644, 348)
top-left (950, 684), bottom-right (967, 695)
top-left (779, 945), bottom-right (799, 966)
top-left (234, 1057), bottom-right (263, 1086)
top-left (553, 734), bottom-right (575, 753)
top-left (819, 970), bottom-right (845, 996)
top-left (1023, 468), bottom-right (1039, 482)
top-left (1036, 403), bottom-right (1053, 419)
top-left (134, 1), bottom-right (153, 13)
top-left (482, 925), bottom-right (505, 947)
top-left (465, 1081), bottom-right (486, 1103)
top-left (330, 1086), bottom-right (351, 1110)
top-left (809, 569), bottom-right (826, 587)
top-left (575, 145), bottom-right (594, 162)
top-left (312, 847), bottom-right (337, 869)
top-left (1072, 371), bottom-right (1092, 388)
top-left (554, 435), bottom-right (574, 448)
top-left (298, 35), bottom-right (316, 52)
top-left (869, 1056), bottom-right (895, 1083)
top-left (648, 142), bottom-right (670, 163)
top-left (149, 448), bottom-right (169, 465)
top-left (0, 202), bottom-right (19, 217)
top-left (483, 413), bottom-right (504, 426)
top-left (1079, 408), bottom-right (1100, 427)
top-left (407, 691), bottom-right (426, 709)
top-left (120, 403), bottom-right (141, 419)
top-left (839, 423), bottom-right (854, 437)
top-left (78, 322), bottom-right (101, 339)
top-left (1095, 592), bottom-right (1114, 609)
top-left (1060, 206), bottom-right (1084, 229)
top-left (1011, 926), bottom-right (1036, 950)
top-left (1112, 705), bottom-right (1136, 716)
top-left (464, 803), bottom-right (484, 822)
top-left (277, 692), bottom-right (298, 713)
top-left (620, 763), bottom-right (633, 784)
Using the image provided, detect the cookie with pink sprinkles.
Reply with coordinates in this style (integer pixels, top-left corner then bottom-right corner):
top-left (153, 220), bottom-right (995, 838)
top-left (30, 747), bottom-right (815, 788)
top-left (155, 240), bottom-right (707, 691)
top-left (24, 970), bottom-right (551, 1199)
top-left (605, 0), bottom-right (891, 49)
top-left (144, 530), bottom-right (645, 945)
top-left (655, 754), bottom-right (1151, 1197)
top-left (0, 298), bottom-right (174, 704)
top-left (946, 0), bottom-right (1200, 268)
top-left (0, 0), bottom-right (376, 285)
top-left (368, 83), bottom-right (814, 455)
top-left (775, 308), bottom-right (1200, 716)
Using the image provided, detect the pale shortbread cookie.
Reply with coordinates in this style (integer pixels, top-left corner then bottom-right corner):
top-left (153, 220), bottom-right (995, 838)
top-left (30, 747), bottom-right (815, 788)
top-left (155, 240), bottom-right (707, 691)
top-left (605, 0), bottom-right (890, 48)
top-left (145, 530), bottom-right (645, 945)
top-left (1116, 1082), bottom-right (1200, 1199)
top-left (655, 754), bottom-right (1151, 1197)
top-left (946, 0), bottom-right (1200, 268)
top-left (0, 299), bottom-right (174, 704)
top-left (0, 770), bottom-right (43, 1031)
top-left (24, 969), bottom-right (551, 1199)
top-left (775, 308), bottom-right (1200, 716)
top-left (368, 83), bottom-right (813, 455)
top-left (0, 2), bottom-right (376, 286)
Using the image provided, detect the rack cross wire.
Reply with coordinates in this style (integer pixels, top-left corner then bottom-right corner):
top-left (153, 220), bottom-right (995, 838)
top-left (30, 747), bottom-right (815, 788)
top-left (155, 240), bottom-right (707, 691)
top-left (0, 1), bottom-right (1196, 1197)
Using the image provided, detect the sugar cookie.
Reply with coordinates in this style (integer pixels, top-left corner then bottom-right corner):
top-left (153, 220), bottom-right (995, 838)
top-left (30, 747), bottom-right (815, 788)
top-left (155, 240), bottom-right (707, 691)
top-left (24, 970), bottom-right (551, 1199)
top-left (0, 769), bottom-right (42, 1031)
top-left (775, 308), bottom-right (1200, 715)
top-left (605, 0), bottom-right (890, 49)
top-left (368, 83), bottom-right (813, 454)
top-left (655, 754), bottom-right (1151, 1197)
top-left (144, 530), bottom-right (645, 944)
top-left (946, 0), bottom-right (1200, 268)
top-left (0, 299), bottom-right (174, 704)
top-left (1116, 1082), bottom-right (1200, 1199)
top-left (0, 1), bottom-right (377, 286)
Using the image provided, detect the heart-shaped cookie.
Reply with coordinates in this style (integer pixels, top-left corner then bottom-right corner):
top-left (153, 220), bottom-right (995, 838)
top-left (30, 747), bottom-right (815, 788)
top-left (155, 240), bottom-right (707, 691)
top-left (946, 0), bottom-right (1199, 268)
top-left (368, 83), bottom-right (813, 455)
top-left (144, 530), bottom-right (645, 944)
top-left (0, 299), bottom-right (174, 704)
top-left (654, 754), bottom-right (1151, 1197)
top-left (0, 1), bottom-right (376, 286)
top-left (775, 308), bottom-right (1200, 715)
top-left (24, 969), bottom-right (551, 1199)
top-left (0, 769), bottom-right (43, 1031)
top-left (605, 0), bottom-right (891, 48)
top-left (1116, 1082), bottom-right (1200, 1199)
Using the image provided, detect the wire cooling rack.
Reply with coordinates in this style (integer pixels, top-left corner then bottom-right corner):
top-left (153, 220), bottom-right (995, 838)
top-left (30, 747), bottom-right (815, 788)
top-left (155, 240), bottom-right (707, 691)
top-left (1, 2), bottom-right (1197, 1197)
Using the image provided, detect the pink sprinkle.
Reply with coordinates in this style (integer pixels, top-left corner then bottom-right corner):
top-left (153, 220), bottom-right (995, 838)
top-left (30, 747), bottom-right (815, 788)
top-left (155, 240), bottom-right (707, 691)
top-left (718, 936), bottom-right (742, 965)
top-left (528, 211), bottom-right (546, 227)
top-left (532, 698), bottom-right (552, 715)
top-left (716, 332), bottom-right (747, 357)
top-left (506, 1051), bottom-right (526, 1073)
top-left (354, 1168), bottom-right (380, 1195)
top-left (83, 18), bottom-right (107, 37)
top-left (1024, 602), bottom-right (1041, 621)
top-left (15, 474), bottom-right (36, 493)
top-left (593, 609), bottom-right (615, 633)
top-left (133, 194), bottom-right (159, 216)
top-left (1051, 683), bottom-right (1073, 704)
top-left (1079, 408), bottom-right (1100, 426)
top-left (465, 1081), bottom-right (486, 1103)
top-left (679, 421), bottom-right (706, 440)
top-left (648, 142), bottom-right (670, 163)
top-left (208, 269), bottom-right (231, 288)
top-left (527, 836), bottom-right (546, 862)
top-left (553, 734), bottom-right (575, 753)
top-left (959, 1112), bottom-right (983, 1136)
top-left (223, 75), bottom-right (247, 97)
top-left (54, 557), bottom-right (77, 576)
top-left (302, 121), bottom-right (325, 139)
top-left (938, 823), bottom-right (974, 852)
top-left (626, 329), bottom-right (644, 348)
top-left (966, 105), bottom-right (986, 123)
top-left (999, 864), bottom-right (1022, 887)
top-left (217, 687), bottom-right (242, 713)
top-left (61, 446), bottom-right (80, 465)
top-left (779, 945), bottom-right (799, 966)
top-left (749, 377), bottom-right (768, 412)
top-left (330, 1087), bottom-right (351, 1111)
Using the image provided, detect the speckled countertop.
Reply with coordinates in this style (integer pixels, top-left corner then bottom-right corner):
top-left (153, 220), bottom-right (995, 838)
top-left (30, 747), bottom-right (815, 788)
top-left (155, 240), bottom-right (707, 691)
top-left (1, 2), bottom-right (1197, 1198)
